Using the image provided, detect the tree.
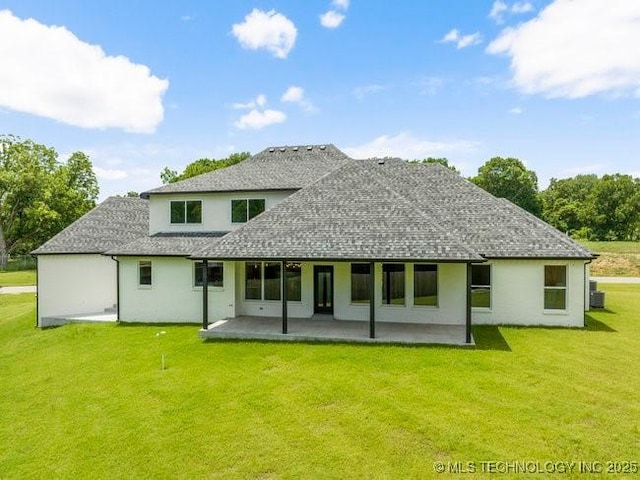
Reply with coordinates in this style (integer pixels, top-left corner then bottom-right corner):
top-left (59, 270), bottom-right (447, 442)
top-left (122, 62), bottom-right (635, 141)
top-left (0, 135), bottom-right (98, 266)
top-left (540, 175), bottom-right (599, 236)
top-left (409, 157), bottom-right (460, 174)
top-left (586, 174), bottom-right (640, 240)
top-left (471, 157), bottom-right (542, 216)
top-left (161, 152), bottom-right (251, 184)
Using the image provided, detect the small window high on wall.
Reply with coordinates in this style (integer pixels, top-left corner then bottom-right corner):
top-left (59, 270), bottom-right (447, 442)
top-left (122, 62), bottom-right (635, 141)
top-left (139, 261), bottom-right (152, 287)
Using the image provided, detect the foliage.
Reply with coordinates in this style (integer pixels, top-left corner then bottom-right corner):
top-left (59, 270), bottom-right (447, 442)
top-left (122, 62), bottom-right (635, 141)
top-left (541, 174), bottom-right (640, 240)
top-left (471, 156), bottom-right (542, 216)
top-left (409, 157), bottom-right (460, 174)
top-left (577, 241), bottom-right (640, 277)
top-left (0, 136), bottom-right (98, 265)
top-left (161, 152), bottom-right (251, 184)
top-left (2, 286), bottom-right (640, 477)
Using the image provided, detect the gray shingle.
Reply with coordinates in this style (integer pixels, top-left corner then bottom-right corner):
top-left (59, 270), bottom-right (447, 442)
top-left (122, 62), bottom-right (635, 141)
top-left (32, 197), bottom-right (149, 255)
top-left (191, 159), bottom-right (593, 261)
top-left (106, 232), bottom-right (227, 256)
top-left (141, 144), bottom-right (352, 197)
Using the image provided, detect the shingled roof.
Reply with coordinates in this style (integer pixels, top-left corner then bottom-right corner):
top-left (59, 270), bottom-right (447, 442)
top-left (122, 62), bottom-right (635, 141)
top-left (191, 160), bottom-right (594, 261)
top-left (141, 144), bottom-right (352, 198)
top-left (106, 232), bottom-right (227, 257)
top-left (32, 197), bottom-right (149, 255)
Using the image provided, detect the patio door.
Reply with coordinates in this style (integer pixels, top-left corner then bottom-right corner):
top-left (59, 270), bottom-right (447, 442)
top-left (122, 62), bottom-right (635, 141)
top-left (314, 266), bottom-right (333, 314)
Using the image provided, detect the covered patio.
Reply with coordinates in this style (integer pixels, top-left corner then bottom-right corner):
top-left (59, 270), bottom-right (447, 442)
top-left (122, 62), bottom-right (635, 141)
top-left (199, 316), bottom-right (472, 346)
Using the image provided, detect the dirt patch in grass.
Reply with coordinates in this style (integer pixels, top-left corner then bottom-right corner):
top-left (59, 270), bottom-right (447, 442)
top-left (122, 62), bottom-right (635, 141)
top-left (590, 253), bottom-right (640, 277)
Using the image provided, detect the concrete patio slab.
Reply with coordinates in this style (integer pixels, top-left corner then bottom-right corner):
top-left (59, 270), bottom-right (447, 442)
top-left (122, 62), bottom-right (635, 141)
top-left (40, 312), bottom-right (117, 327)
top-left (200, 316), bottom-right (472, 346)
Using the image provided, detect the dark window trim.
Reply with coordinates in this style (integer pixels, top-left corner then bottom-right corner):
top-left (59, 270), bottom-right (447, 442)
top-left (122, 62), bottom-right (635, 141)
top-left (194, 261), bottom-right (224, 288)
top-left (138, 260), bottom-right (152, 287)
top-left (231, 198), bottom-right (266, 224)
top-left (170, 200), bottom-right (202, 224)
top-left (413, 263), bottom-right (438, 307)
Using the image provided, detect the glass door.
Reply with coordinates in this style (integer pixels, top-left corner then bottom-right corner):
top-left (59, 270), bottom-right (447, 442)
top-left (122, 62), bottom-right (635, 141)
top-left (314, 266), bottom-right (333, 314)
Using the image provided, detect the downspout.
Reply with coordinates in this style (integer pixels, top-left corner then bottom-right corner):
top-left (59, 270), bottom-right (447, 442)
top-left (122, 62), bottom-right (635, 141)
top-left (584, 258), bottom-right (593, 326)
top-left (466, 263), bottom-right (472, 344)
top-left (110, 256), bottom-right (120, 321)
top-left (34, 255), bottom-right (39, 328)
top-left (202, 259), bottom-right (209, 330)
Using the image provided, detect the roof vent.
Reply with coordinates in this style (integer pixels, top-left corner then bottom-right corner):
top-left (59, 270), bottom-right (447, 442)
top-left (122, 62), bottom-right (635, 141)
top-left (378, 158), bottom-right (385, 165)
top-left (306, 146), bottom-right (313, 151)
top-left (280, 147), bottom-right (286, 152)
top-left (319, 145), bottom-right (326, 150)
top-left (292, 146), bottom-right (299, 151)
top-left (269, 148), bottom-right (275, 152)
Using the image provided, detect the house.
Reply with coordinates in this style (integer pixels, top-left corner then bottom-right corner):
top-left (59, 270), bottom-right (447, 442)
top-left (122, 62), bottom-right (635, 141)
top-left (33, 145), bottom-right (595, 344)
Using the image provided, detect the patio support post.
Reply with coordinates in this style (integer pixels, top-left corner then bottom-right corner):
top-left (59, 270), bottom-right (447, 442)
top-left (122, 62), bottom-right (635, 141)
top-left (466, 263), bottom-right (472, 344)
top-left (369, 261), bottom-right (375, 338)
top-left (282, 261), bottom-right (288, 334)
top-left (202, 260), bottom-right (209, 330)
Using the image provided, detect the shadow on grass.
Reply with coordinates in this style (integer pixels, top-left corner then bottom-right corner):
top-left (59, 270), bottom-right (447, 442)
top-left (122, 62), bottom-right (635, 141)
top-left (202, 337), bottom-right (480, 350)
top-left (471, 326), bottom-right (511, 352)
top-left (584, 314), bottom-right (617, 332)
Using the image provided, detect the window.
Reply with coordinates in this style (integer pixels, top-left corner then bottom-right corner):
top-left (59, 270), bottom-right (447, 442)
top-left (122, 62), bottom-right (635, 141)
top-left (139, 261), bottom-right (152, 287)
top-left (414, 264), bottom-right (438, 306)
top-left (245, 262), bottom-right (262, 300)
top-left (245, 262), bottom-right (302, 301)
top-left (351, 263), bottom-right (371, 304)
top-left (544, 265), bottom-right (567, 310)
top-left (286, 263), bottom-right (302, 302)
top-left (194, 262), bottom-right (223, 288)
top-left (382, 264), bottom-right (405, 305)
top-left (170, 200), bottom-right (202, 224)
top-left (471, 265), bottom-right (491, 308)
top-left (232, 199), bottom-right (265, 223)
top-left (264, 262), bottom-right (281, 301)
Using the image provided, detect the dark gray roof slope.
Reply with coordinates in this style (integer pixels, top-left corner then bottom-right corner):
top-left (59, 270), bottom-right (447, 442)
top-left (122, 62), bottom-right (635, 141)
top-left (106, 232), bottom-right (227, 257)
top-left (141, 144), bottom-right (352, 198)
top-left (192, 160), bottom-right (594, 261)
top-left (191, 160), bottom-right (484, 262)
top-left (32, 197), bottom-right (149, 255)
top-left (364, 162), bottom-right (594, 259)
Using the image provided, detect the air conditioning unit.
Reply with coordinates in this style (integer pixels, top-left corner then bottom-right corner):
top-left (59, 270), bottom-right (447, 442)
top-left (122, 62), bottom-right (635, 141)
top-left (590, 291), bottom-right (605, 309)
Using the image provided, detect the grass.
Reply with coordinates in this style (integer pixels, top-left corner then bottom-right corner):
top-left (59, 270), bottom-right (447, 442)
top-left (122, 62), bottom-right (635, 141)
top-left (577, 241), bottom-right (640, 277)
top-left (0, 270), bottom-right (36, 287)
top-left (2, 287), bottom-right (640, 479)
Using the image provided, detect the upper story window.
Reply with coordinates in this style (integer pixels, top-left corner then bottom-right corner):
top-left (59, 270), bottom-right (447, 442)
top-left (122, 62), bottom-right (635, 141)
top-left (232, 199), bottom-right (265, 223)
top-left (471, 265), bottom-right (491, 308)
top-left (171, 200), bottom-right (202, 224)
top-left (544, 265), bottom-right (567, 310)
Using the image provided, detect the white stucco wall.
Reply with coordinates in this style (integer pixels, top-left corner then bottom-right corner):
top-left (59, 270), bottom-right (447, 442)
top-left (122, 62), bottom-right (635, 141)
top-left (148, 191), bottom-right (295, 234)
top-left (37, 254), bottom-right (116, 325)
top-left (118, 257), bottom-right (235, 323)
top-left (472, 259), bottom-right (588, 327)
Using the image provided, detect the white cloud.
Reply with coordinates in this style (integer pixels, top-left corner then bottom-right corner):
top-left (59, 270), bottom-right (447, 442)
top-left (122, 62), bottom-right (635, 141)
top-left (343, 132), bottom-right (479, 160)
top-left (418, 77), bottom-right (444, 95)
top-left (489, 1), bottom-right (508, 23)
top-left (508, 107), bottom-right (523, 114)
top-left (511, 2), bottom-right (534, 14)
top-left (333, 0), bottom-right (350, 9)
top-left (440, 29), bottom-right (482, 49)
top-left (232, 94), bottom-right (267, 110)
top-left (234, 109), bottom-right (286, 130)
top-left (94, 166), bottom-right (128, 181)
top-left (281, 86), bottom-right (316, 112)
top-left (181, 15), bottom-right (193, 22)
top-left (353, 84), bottom-right (386, 100)
top-left (487, 0), bottom-right (640, 99)
top-left (231, 9), bottom-right (297, 59)
top-left (320, 10), bottom-right (345, 28)
top-left (0, 10), bottom-right (168, 133)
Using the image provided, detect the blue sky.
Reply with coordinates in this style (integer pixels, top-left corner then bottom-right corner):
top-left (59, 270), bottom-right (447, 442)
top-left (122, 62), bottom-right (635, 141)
top-left (1, 0), bottom-right (639, 200)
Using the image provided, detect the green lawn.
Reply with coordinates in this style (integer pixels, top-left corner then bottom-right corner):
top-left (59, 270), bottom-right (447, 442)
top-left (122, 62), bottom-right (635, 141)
top-left (1, 287), bottom-right (639, 479)
top-left (0, 270), bottom-right (36, 287)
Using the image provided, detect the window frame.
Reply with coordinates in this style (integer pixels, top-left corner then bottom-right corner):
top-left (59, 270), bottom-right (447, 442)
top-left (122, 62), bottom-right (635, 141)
top-left (244, 261), bottom-right (302, 302)
top-left (544, 265), bottom-right (568, 311)
top-left (231, 198), bottom-right (266, 224)
top-left (170, 200), bottom-right (202, 224)
top-left (382, 263), bottom-right (406, 306)
top-left (471, 264), bottom-right (492, 309)
top-left (193, 262), bottom-right (224, 289)
top-left (350, 263), bottom-right (371, 305)
top-left (413, 264), bottom-right (438, 307)
top-left (138, 260), bottom-right (152, 288)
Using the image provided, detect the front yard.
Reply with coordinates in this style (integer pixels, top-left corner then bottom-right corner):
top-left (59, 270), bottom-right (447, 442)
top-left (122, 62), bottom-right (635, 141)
top-left (1, 285), bottom-right (638, 479)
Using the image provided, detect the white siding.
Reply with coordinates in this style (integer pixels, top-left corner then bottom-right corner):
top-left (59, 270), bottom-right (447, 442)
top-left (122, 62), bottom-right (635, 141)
top-left (148, 190), bottom-right (295, 234)
top-left (37, 254), bottom-right (116, 325)
top-left (472, 259), bottom-right (587, 327)
top-left (118, 257), bottom-right (235, 323)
